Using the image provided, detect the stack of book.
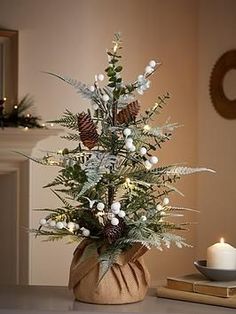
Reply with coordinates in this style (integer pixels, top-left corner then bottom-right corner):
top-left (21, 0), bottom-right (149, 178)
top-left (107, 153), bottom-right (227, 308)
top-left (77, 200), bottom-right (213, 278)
top-left (156, 274), bottom-right (236, 308)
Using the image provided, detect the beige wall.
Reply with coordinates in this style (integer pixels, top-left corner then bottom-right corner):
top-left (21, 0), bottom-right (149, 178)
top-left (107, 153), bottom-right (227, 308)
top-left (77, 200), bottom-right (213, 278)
top-left (197, 0), bottom-right (236, 258)
top-left (1, 0), bottom-right (200, 286)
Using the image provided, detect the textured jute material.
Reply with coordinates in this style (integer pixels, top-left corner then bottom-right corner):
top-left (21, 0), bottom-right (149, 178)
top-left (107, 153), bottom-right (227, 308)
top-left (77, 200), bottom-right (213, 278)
top-left (69, 240), bottom-right (150, 304)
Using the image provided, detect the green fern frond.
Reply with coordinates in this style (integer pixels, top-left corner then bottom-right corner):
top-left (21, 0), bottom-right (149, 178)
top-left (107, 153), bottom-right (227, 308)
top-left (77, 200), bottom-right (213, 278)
top-left (51, 189), bottom-right (74, 210)
top-left (48, 109), bottom-right (78, 130)
top-left (17, 94), bottom-right (34, 114)
top-left (61, 132), bottom-right (81, 142)
top-left (79, 153), bottom-right (117, 196)
top-left (98, 245), bottom-right (123, 283)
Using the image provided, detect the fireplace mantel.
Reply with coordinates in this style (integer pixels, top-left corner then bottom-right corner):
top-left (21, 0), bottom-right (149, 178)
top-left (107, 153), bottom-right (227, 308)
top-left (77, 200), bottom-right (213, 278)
top-left (0, 127), bottom-right (62, 285)
top-left (0, 127), bottom-right (61, 160)
top-left (0, 127), bottom-right (61, 173)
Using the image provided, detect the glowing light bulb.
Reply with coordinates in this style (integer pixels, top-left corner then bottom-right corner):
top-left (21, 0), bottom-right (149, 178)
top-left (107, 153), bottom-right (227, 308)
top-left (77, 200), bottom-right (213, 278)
top-left (3, 97), bottom-right (7, 101)
top-left (14, 105), bottom-right (18, 109)
top-left (50, 123), bottom-right (54, 127)
top-left (24, 127), bottom-right (29, 131)
top-left (125, 178), bottom-right (131, 184)
top-left (144, 160), bottom-right (152, 170)
top-left (143, 124), bottom-right (151, 132)
top-left (113, 43), bottom-right (118, 53)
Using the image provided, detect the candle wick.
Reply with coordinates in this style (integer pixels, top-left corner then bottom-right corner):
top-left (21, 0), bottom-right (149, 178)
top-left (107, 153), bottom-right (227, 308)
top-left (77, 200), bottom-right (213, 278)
top-left (220, 237), bottom-right (225, 243)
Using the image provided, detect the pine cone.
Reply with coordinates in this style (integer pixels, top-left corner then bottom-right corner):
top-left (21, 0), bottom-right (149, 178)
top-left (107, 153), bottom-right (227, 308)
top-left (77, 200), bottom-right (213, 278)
top-left (117, 100), bottom-right (140, 124)
top-left (103, 218), bottom-right (126, 244)
top-left (78, 112), bottom-right (99, 149)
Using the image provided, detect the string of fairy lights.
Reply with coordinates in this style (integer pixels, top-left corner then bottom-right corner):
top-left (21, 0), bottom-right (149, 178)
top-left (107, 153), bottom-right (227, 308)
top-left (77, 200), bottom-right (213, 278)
top-left (0, 96), bottom-right (52, 130)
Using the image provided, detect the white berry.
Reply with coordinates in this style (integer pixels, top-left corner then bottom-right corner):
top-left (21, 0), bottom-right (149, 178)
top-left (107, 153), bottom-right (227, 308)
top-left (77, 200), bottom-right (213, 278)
top-left (140, 147), bottom-right (147, 156)
top-left (92, 103), bottom-right (99, 110)
top-left (149, 156), bottom-right (158, 164)
top-left (102, 94), bottom-right (109, 102)
top-left (163, 197), bottom-right (170, 205)
top-left (98, 73), bottom-right (104, 81)
top-left (97, 202), bottom-right (105, 211)
top-left (149, 60), bottom-right (156, 68)
top-left (125, 137), bottom-right (133, 144)
top-left (118, 210), bottom-right (126, 218)
top-left (140, 215), bottom-right (147, 222)
top-left (39, 218), bottom-right (47, 226)
top-left (111, 202), bottom-right (121, 214)
top-left (49, 220), bottom-right (56, 227)
top-left (145, 66), bottom-right (153, 74)
top-left (129, 144), bottom-right (136, 152)
top-left (123, 128), bottom-right (132, 137)
top-left (89, 85), bottom-right (95, 92)
top-left (82, 229), bottom-right (90, 237)
top-left (144, 160), bottom-right (152, 170)
top-left (56, 222), bottom-right (64, 229)
top-left (111, 217), bottom-right (119, 226)
top-left (67, 222), bottom-right (75, 230)
top-left (138, 74), bottom-right (144, 82)
top-left (156, 204), bottom-right (163, 211)
top-left (75, 224), bottom-right (80, 230)
top-left (125, 141), bottom-right (134, 150)
top-left (112, 202), bottom-right (121, 210)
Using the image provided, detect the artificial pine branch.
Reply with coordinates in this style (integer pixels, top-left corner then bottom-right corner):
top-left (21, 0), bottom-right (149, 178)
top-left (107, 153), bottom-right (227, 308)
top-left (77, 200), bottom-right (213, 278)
top-left (48, 109), bottom-right (78, 130)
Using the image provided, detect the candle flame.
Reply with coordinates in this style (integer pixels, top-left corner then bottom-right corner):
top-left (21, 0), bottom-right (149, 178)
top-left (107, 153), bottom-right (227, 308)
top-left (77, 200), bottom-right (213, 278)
top-left (220, 237), bottom-right (225, 243)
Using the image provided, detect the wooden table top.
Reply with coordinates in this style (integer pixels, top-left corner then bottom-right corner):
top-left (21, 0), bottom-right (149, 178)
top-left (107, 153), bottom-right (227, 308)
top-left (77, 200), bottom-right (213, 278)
top-left (0, 285), bottom-right (235, 314)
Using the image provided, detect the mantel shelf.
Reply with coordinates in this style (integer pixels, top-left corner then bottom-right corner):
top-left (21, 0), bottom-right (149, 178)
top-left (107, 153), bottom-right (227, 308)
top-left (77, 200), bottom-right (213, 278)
top-left (0, 127), bottom-right (62, 171)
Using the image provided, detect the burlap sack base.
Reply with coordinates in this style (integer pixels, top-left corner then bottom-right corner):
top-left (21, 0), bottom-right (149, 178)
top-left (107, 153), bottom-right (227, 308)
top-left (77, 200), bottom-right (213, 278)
top-left (69, 240), bottom-right (150, 305)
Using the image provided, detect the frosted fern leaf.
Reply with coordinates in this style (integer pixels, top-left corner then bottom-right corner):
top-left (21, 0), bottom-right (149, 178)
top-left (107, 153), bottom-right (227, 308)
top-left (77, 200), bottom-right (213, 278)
top-left (79, 153), bottom-right (117, 196)
top-left (143, 122), bottom-right (180, 138)
top-left (164, 182), bottom-right (185, 196)
top-left (166, 166), bottom-right (215, 176)
top-left (46, 72), bottom-right (93, 99)
top-left (161, 232), bottom-right (191, 249)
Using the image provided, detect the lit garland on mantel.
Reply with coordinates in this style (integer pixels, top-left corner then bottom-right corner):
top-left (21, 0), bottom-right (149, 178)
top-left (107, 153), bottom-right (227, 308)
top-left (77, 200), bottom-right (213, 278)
top-left (0, 95), bottom-right (44, 129)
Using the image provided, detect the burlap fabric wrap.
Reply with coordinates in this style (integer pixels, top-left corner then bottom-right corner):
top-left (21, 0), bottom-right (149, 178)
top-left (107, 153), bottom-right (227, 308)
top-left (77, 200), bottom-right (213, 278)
top-left (69, 240), bottom-right (150, 304)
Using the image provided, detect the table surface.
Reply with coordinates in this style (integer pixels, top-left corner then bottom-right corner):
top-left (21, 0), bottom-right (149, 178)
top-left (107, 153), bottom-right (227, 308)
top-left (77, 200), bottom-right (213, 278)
top-left (0, 285), bottom-right (235, 314)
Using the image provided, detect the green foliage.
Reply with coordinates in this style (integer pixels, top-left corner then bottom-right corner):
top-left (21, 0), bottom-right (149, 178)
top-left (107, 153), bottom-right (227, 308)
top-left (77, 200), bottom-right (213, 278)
top-left (33, 34), bottom-right (214, 270)
top-left (48, 109), bottom-right (78, 130)
top-left (0, 95), bottom-right (42, 128)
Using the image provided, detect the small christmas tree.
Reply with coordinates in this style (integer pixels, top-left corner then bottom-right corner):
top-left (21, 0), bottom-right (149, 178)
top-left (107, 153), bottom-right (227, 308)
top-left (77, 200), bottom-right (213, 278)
top-left (34, 34), bottom-right (213, 281)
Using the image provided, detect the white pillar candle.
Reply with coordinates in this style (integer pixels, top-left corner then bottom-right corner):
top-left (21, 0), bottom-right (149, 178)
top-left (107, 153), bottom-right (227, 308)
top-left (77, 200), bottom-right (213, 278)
top-left (207, 238), bottom-right (236, 269)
